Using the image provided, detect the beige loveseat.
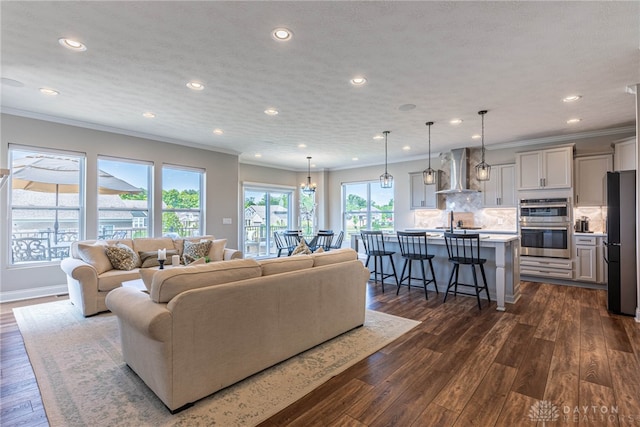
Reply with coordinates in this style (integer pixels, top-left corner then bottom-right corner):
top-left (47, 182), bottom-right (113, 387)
top-left (60, 235), bottom-right (241, 316)
top-left (105, 248), bottom-right (368, 412)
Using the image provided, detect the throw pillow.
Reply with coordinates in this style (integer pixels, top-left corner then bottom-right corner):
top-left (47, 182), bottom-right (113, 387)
top-left (139, 249), bottom-right (179, 268)
top-left (187, 257), bottom-right (206, 266)
top-left (77, 241), bottom-right (112, 274)
top-left (314, 247), bottom-right (325, 253)
top-left (291, 239), bottom-right (311, 256)
top-left (183, 240), bottom-right (212, 264)
top-left (200, 238), bottom-right (227, 262)
top-left (105, 243), bottom-right (139, 271)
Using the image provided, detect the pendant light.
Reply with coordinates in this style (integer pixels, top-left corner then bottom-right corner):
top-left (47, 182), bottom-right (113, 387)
top-left (380, 131), bottom-right (393, 188)
top-left (475, 110), bottom-right (491, 181)
top-left (422, 121), bottom-right (436, 185)
top-left (301, 156), bottom-right (317, 194)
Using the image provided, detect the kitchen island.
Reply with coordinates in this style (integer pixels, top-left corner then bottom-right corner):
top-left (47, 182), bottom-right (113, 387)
top-left (351, 231), bottom-right (520, 311)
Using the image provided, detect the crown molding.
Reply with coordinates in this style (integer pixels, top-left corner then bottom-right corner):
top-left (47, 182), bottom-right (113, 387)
top-left (1, 108), bottom-right (241, 157)
top-left (486, 126), bottom-right (636, 151)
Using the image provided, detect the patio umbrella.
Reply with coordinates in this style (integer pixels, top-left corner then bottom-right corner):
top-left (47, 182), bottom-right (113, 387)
top-left (12, 155), bottom-right (142, 242)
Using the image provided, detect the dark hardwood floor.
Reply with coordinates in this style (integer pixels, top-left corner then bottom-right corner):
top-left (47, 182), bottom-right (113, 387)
top-left (1, 282), bottom-right (639, 426)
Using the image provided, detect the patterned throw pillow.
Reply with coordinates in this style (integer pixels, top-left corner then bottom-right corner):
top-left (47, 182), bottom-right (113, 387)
top-left (105, 243), bottom-right (139, 271)
top-left (182, 240), bottom-right (212, 264)
top-left (291, 239), bottom-right (311, 256)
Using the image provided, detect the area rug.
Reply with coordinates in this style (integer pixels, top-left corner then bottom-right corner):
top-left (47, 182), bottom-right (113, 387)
top-left (14, 301), bottom-right (420, 427)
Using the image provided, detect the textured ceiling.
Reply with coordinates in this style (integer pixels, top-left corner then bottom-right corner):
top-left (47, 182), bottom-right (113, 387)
top-left (1, 1), bottom-right (638, 171)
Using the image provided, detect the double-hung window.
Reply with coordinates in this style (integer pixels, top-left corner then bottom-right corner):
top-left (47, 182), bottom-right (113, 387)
top-left (162, 165), bottom-right (204, 237)
top-left (342, 181), bottom-right (394, 238)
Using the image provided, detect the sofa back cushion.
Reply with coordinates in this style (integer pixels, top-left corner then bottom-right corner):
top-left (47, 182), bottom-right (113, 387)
top-left (71, 239), bottom-right (133, 259)
top-left (311, 248), bottom-right (358, 267)
top-left (133, 237), bottom-right (177, 253)
top-left (173, 235), bottom-right (215, 254)
top-left (259, 255), bottom-right (314, 276)
top-left (150, 258), bottom-right (261, 303)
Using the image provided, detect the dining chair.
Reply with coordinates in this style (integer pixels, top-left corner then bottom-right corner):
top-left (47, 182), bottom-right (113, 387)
top-left (396, 231), bottom-right (438, 299)
top-left (309, 231), bottom-right (334, 252)
top-left (329, 230), bottom-right (345, 250)
top-left (282, 231), bottom-right (302, 256)
top-left (443, 232), bottom-right (491, 309)
top-left (273, 231), bottom-right (288, 257)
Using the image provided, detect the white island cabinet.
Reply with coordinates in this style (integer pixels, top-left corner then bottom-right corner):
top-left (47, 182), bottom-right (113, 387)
top-left (351, 232), bottom-right (520, 311)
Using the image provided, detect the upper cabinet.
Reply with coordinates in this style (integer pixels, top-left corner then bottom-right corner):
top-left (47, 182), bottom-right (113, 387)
top-left (614, 138), bottom-right (637, 171)
top-left (409, 172), bottom-right (443, 209)
top-left (516, 146), bottom-right (573, 190)
top-left (574, 154), bottom-right (613, 206)
top-left (482, 164), bottom-right (516, 207)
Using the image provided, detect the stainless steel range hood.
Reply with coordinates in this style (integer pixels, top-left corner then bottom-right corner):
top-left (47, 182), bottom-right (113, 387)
top-left (435, 148), bottom-right (479, 194)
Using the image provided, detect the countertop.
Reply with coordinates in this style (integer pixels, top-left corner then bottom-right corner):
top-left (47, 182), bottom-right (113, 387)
top-left (574, 232), bottom-right (607, 237)
top-left (374, 231), bottom-right (519, 243)
top-left (406, 228), bottom-right (518, 235)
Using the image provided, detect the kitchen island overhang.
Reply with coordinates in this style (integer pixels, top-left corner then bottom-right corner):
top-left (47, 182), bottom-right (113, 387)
top-left (351, 232), bottom-right (521, 311)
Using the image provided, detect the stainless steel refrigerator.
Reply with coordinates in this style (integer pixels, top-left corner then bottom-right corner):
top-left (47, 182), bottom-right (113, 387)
top-left (605, 171), bottom-right (637, 315)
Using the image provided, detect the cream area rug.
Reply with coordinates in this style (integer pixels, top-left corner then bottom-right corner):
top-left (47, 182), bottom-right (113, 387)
top-left (14, 301), bottom-right (420, 427)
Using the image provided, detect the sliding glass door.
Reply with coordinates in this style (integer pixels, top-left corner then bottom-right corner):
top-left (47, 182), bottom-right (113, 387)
top-left (243, 186), bottom-right (292, 258)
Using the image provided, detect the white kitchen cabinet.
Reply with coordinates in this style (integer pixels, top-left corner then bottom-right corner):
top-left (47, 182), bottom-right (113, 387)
top-left (482, 164), bottom-right (516, 207)
top-left (409, 171), bottom-right (443, 209)
top-left (573, 235), bottom-right (606, 284)
top-left (574, 155), bottom-right (613, 206)
top-left (614, 138), bottom-right (636, 171)
top-left (520, 256), bottom-right (573, 280)
top-left (516, 146), bottom-right (573, 190)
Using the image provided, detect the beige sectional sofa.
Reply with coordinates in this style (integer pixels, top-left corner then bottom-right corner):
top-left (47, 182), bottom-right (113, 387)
top-left (105, 248), bottom-right (369, 412)
top-left (60, 235), bottom-right (241, 316)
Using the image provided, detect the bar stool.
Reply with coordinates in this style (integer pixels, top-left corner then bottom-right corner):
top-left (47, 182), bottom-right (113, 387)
top-left (360, 230), bottom-right (398, 292)
top-left (396, 231), bottom-right (439, 299)
top-left (443, 232), bottom-right (491, 309)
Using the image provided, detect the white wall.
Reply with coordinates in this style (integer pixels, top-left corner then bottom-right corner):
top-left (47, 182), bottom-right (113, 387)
top-left (1, 114), bottom-right (239, 301)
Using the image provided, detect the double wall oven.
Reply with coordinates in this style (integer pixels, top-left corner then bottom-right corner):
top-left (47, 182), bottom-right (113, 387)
top-left (519, 198), bottom-right (572, 258)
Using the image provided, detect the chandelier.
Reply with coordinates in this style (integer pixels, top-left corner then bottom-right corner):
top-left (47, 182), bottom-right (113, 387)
top-left (475, 110), bottom-right (491, 181)
top-left (301, 156), bottom-right (317, 194)
top-left (422, 121), bottom-right (436, 185)
top-left (380, 131), bottom-right (393, 188)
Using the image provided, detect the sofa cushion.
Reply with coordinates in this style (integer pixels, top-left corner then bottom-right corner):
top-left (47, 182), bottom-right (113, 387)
top-left (139, 250), bottom-right (179, 268)
top-left (132, 237), bottom-right (177, 253)
top-left (97, 268), bottom-right (142, 292)
top-left (182, 240), bottom-right (212, 264)
top-left (77, 241), bottom-right (112, 274)
top-left (311, 248), bottom-right (358, 267)
top-left (150, 259), bottom-right (262, 303)
top-left (203, 238), bottom-right (226, 262)
top-left (105, 243), bottom-right (140, 270)
top-left (259, 256), bottom-right (314, 276)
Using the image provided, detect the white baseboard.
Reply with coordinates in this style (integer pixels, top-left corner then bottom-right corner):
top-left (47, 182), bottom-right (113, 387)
top-left (0, 285), bottom-right (68, 303)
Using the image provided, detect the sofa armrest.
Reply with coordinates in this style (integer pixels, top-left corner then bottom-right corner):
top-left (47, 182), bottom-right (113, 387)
top-left (106, 287), bottom-right (172, 342)
top-left (60, 257), bottom-right (98, 282)
top-left (224, 248), bottom-right (243, 260)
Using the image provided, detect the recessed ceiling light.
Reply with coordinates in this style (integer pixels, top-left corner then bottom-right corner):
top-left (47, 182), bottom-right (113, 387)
top-left (272, 28), bottom-right (292, 41)
top-left (352, 157), bottom-right (359, 161)
top-left (372, 134), bottom-right (384, 140)
top-left (142, 112), bottom-right (156, 118)
top-left (567, 118), bottom-right (582, 124)
top-left (298, 143), bottom-right (307, 148)
top-left (186, 81), bottom-right (204, 91)
top-left (471, 134), bottom-right (481, 139)
top-left (58, 38), bottom-right (87, 51)
top-left (450, 118), bottom-right (463, 125)
top-left (402, 145), bottom-right (411, 151)
top-left (213, 128), bottom-right (224, 135)
top-left (350, 76), bottom-right (367, 86)
top-left (398, 104), bottom-right (416, 111)
top-left (264, 108), bottom-right (279, 116)
top-left (39, 88), bottom-right (59, 96)
top-left (254, 153), bottom-right (262, 158)
top-left (563, 95), bottom-right (582, 102)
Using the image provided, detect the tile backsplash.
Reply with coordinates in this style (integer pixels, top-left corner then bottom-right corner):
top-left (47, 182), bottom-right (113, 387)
top-left (574, 206), bottom-right (607, 233)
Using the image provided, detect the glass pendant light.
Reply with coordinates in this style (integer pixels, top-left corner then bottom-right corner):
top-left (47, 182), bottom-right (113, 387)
top-left (300, 156), bottom-right (317, 194)
top-left (423, 121), bottom-right (436, 185)
top-left (380, 131), bottom-right (393, 188)
top-left (475, 110), bottom-right (491, 181)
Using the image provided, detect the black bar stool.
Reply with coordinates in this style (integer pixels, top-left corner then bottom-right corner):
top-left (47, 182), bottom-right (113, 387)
top-left (360, 230), bottom-right (398, 292)
top-left (396, 231), bottom-right (439, 299)
top-left (443, 232), bottom-right (491, 309)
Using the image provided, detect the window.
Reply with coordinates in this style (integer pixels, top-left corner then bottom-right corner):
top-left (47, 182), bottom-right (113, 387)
top-left (97, 157), bottom-right (151, 239)
top-left (9, 147), bottom-right (84, 264)
top-left (343, 181), bottom-right (394, 238)
top-left (299, 190), bottom-right (316, 236)
top-left (162, 165), bottom-right (204, 237)
top-left (243, 186), bottom-right (293, 258)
